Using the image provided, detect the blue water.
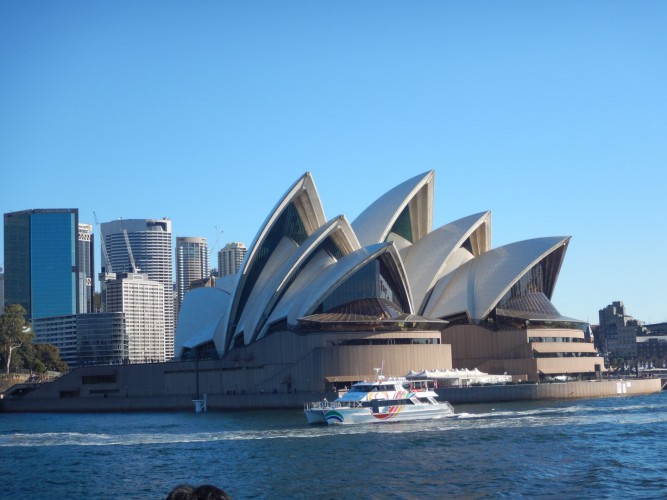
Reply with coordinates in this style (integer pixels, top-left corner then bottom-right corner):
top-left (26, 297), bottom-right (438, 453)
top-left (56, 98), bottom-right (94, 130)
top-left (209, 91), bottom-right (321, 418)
top-left (1, 392), bottom-right (666, 499)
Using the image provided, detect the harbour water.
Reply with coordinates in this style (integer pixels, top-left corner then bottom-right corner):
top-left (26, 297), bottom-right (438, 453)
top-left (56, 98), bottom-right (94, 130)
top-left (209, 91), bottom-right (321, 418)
top-left (1, 392), bottom-right (666, 499)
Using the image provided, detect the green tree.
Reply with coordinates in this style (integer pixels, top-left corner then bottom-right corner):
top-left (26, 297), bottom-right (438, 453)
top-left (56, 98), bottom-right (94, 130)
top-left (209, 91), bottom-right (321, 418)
top-left (0, 304), bottom-right (33, 374)
top-left (32, 343), bottom-right (68, 373)
top-left (31, 358), bottom-right (46, 375)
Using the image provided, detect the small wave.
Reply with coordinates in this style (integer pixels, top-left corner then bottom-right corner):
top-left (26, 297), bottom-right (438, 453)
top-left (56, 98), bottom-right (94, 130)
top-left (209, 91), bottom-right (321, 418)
top-left (4, 397), bottom-right (667, 448)
top-left (0, 425), bottom-right (379, 447)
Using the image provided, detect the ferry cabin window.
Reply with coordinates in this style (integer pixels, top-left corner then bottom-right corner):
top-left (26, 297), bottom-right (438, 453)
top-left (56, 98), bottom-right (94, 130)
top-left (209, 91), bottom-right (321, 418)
top-left (361, 399), bottom-right (414, 407)
top-left (350, 384), bottom-right (397, 392)
top-left (350, 385), bottom-right (373, 392)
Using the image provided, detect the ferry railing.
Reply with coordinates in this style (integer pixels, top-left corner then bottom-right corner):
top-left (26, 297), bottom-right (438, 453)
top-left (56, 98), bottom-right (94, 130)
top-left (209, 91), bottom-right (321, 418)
top-left (304, 400), bottom-right (363, 410)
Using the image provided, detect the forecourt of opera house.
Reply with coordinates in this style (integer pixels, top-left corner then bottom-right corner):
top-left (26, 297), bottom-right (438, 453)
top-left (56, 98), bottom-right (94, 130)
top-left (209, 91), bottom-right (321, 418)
top-left (4, 171), bottom-right (662, 412)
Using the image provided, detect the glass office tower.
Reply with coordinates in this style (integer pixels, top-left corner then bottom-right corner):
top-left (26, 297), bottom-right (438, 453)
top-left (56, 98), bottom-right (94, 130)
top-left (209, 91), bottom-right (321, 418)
top-left (3, 209), bottom-right (79, 320)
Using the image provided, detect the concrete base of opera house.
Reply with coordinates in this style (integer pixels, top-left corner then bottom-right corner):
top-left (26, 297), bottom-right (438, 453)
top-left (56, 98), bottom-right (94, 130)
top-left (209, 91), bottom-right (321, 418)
top-left (1, 378), bottom-right (662, 413)
top-left (1, 328), bottom-right (664, 413)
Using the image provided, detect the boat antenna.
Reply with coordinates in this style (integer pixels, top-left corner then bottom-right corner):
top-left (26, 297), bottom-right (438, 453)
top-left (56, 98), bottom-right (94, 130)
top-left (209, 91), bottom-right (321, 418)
top-left (374, 362), bottom-right (385, 381)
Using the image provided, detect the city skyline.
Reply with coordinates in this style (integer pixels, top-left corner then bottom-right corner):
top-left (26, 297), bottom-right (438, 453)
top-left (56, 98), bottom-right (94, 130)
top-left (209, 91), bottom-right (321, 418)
top-left (2, 2), bottom-right (666, 325)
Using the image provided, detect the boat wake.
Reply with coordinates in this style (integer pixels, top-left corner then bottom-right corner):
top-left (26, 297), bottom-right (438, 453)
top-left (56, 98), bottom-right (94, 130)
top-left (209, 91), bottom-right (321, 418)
top-left (4, 396), bottom-right (667, 448)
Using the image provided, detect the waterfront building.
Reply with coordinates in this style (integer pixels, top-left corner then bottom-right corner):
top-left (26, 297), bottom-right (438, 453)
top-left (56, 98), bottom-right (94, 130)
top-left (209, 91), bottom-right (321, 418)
top-left (3, 209), bottom-right (83, 320)
top-left (105, 272), bottom-right (165, 363)
top-left (77, 312), bottom-right (128, 365)
top-left (597, 301), bottom-right (640, 358)
top-left (636, 335), bottom-right (667, 362)
top-left (175, 171), bottom-right (603, 393)
top-left (100, 219), bottom-right (174, 359)
top-left (32, 315), bottom-right (78, 367)
top-left (31, 312), bottom-right (129, 368)
top-left (217, 242), bottom-right (246, 277)
top-left (175, 237), bottom-right (209, 310)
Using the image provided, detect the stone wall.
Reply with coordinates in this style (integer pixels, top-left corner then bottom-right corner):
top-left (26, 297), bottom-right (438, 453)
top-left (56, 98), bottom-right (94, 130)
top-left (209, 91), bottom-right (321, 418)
top-left (438, 378), bottom-right (663, 404)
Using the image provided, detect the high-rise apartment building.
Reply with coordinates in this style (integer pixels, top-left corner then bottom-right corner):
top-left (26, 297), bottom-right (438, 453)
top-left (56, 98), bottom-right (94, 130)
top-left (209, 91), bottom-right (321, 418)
top-left (3, 209), bottom-right (85, 320)
top-left (77, 223), bottom-right (95, 314)
top-left (105, 272), bottom-right (165, 363)
top-left (100, 219), bottom-right (174, 359)
top-left (218, 242), bottom-right (247, 277)
top-left (176, 237), bottom-right (209, 309)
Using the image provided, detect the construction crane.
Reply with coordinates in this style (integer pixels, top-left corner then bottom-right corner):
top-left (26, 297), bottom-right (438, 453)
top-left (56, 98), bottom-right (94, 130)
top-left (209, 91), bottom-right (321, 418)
top-left (122, 229), bottom-right (139, 272)
top-left (93, 211), bottom-right (112, 274)
top-left (210, 225), bottom-right (224, 255)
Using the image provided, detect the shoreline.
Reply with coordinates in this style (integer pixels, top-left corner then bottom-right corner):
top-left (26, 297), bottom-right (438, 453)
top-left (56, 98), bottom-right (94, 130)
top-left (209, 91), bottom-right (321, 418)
top-left (2, 377), bottom-right (663, 413)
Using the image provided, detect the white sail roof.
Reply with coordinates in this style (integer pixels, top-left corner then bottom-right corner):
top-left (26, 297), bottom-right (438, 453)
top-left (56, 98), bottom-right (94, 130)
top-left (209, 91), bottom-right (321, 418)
top-left (174, 287), bottom-right (231, 358)
top-left (423, 236), bottom-right (570, 321)
top-left (240, 215), bottom-right (361, 344)
top-left (174, 170), bottom-right (575, 359)
top-left (352, 170), bottom-right (434, 247)
top-left (286, 242), bottom-right (414, 326)
top-left (401, 211), bottom-right (491, 314)
top-left (225, 172), bottom-right (326, 351)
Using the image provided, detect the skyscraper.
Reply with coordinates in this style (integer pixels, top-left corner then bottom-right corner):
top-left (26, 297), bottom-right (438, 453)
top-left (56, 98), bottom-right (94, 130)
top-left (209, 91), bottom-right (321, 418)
top-left (77, 223), bottom-right (95, 314)
top-left (175, 237), bottom-right (209, 310)
top-left (218, 242), bottom-right (247, 277)
top-left (100, 218), bottom-right (174, 359)
top-left (105, 272), bottom-right (165, 363)
top-left (3, 209), bottom-right (81, 320)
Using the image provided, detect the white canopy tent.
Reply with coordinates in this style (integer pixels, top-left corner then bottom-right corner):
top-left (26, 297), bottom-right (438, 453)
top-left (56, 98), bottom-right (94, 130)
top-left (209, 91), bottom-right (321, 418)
top-left (405, 368), bottom-right (512, 387)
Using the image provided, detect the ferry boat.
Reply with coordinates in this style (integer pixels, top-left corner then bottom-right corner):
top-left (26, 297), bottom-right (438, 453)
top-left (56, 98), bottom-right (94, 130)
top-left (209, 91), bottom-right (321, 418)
top-left (304, 376), bottom-right (455, 425)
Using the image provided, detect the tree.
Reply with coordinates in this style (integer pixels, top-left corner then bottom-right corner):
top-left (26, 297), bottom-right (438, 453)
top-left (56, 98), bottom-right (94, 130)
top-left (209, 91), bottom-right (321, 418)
top-left (32, 343), bottom-right (68, 373)
top-left (0, 304), bottom-right (33, 374)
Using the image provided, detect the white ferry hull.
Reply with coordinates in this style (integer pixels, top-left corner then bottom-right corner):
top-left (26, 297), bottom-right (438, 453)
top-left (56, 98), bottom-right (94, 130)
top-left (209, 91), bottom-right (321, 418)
top-left (323, 404), bottom-right (453, 425)
top-left (304, 408), bottom-right (327, 425)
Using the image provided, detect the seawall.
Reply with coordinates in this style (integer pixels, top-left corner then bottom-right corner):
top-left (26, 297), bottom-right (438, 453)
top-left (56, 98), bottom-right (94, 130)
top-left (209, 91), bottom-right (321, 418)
top-left (438, 378), bottom-right (664, 404)
top-left (1, 376), bottom-right (662, 413)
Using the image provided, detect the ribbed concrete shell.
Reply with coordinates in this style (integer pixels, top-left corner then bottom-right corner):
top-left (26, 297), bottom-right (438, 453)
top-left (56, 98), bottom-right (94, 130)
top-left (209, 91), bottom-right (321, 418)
top-left (401, 211), bottom-right (491, 315)
top-left (352, 170), bottom-right (434, 248)
top-left (233, 236), bottom-right (299, 344)
top-left (260, 249), bottom-right (338, 335)
top-left (422, 236), bottom-right (570, 321)
top-left (225, 172), bottom-right (326, 351)
top-left (174, 287), bottom-right (231, 355)
top-left (285, 242), bottom-right (414, 327)
top-left (240, 215), bottom-right (361, 345)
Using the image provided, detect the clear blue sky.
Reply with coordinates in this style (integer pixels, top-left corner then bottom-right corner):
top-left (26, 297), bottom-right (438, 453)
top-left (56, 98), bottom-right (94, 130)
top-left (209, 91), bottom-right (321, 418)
top-left (1, 1), bottom-right (665, 324)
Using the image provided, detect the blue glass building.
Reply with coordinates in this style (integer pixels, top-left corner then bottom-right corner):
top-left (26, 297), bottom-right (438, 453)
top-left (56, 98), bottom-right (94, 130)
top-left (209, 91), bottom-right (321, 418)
top-left (3, 209), bottom-right (80, 320)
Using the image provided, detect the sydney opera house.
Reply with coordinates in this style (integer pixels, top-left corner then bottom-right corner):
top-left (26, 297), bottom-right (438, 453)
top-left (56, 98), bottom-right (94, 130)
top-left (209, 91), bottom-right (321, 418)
top-left (175, 171), bottom-right (603, 392)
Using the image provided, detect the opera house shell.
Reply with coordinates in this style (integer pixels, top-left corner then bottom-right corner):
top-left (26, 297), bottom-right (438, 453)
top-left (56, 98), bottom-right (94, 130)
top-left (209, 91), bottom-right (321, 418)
top-left (176, 171), bottom-right (603, 392)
